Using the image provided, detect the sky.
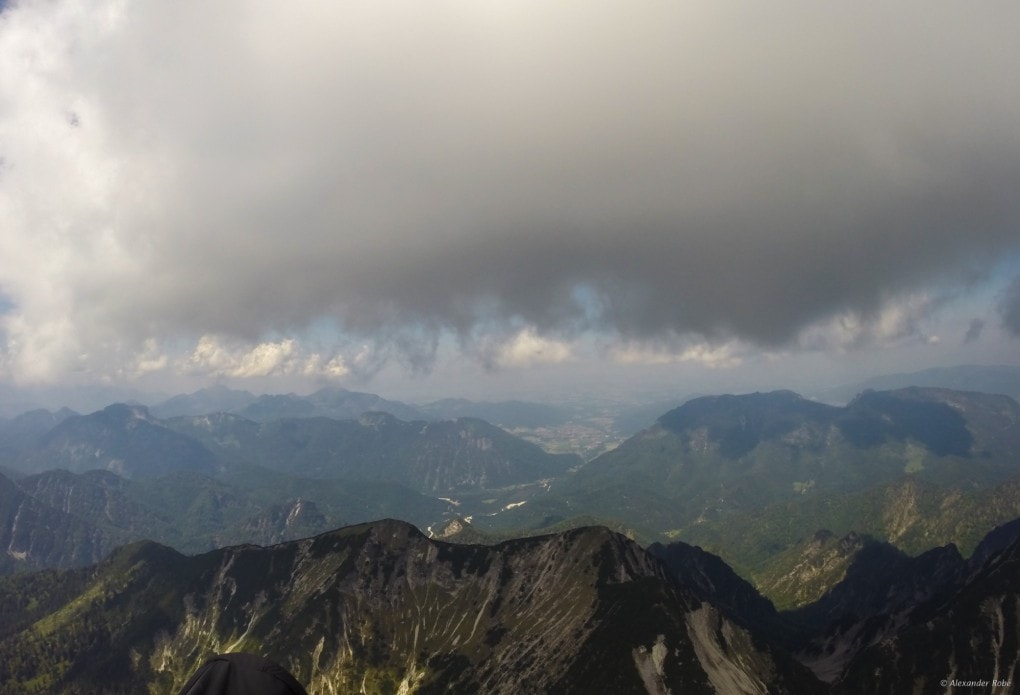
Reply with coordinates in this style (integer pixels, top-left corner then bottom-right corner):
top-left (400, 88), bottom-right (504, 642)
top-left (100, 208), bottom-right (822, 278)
top-left (1, 0), bottom-right (1019, 408)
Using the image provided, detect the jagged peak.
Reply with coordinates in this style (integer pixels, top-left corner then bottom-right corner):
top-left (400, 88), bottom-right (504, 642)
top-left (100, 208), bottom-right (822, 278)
top-left (968, 516), bottom-right (1020, 567)
top-left (311, 517), bottom-right (428, 548)
top-left (100, 402), bottom-right (155, 421)
top-left (100, 538), bottom-right (185, 572)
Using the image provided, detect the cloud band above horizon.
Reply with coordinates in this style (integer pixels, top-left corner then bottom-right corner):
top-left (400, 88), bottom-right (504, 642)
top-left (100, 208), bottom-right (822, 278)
top-left (2, 0), bottom-right (1019, 384)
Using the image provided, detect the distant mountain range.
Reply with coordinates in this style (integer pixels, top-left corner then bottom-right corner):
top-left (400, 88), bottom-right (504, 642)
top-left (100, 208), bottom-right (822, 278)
top-left (1, 402), bottom-right (578, 489)
top-left (167, 410), bottom-right (577, 492)
top-left (817, 364), bottom-right (1020, 404)
top-left (21, 403), bottom-right (219, 479)
top-left (0, 463), bottom-right (453, 574)
top-left (479, 387), bottom-right (1020, 580)
top-left (2, 516), bottom-right (1019, 693)
top-left (3, 381), bottom-right (1020, 615)
top-left (0, 402), bottom-right (577, 574)
top-left (149, 385), bottom-right (575, 431)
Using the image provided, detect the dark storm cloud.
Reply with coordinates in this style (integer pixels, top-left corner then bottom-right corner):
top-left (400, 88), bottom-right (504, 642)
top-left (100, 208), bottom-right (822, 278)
top-left (999, 276), bottom-right (1020, 337)
top-left (2, 0), bottom-right (1020, 379)
top-left (964, 318), bottom-right (986, 343)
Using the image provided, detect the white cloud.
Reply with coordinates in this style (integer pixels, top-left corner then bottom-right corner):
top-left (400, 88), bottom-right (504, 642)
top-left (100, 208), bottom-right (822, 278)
top-left (183, 336), bottom-right (284, 378)
top-left (130, 338), bottom-right (167, 376)
top-left (480, 329), bottom-right (573, 369)
top-left (610, 340), bottom-right (744, 369)
top-left (797, 293), bottom-right (944, 352)
top-left (300, 352), bottom-right (349, 379)
top-left (181, 335), bottom-right (347, 380)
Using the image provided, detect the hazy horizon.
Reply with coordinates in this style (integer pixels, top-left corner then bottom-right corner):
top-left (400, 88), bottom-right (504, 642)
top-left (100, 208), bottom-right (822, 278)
top-left (3, 361), bottom-right (1020, 417)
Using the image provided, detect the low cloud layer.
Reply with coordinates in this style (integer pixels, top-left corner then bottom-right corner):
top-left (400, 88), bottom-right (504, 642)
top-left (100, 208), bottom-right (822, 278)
top-left (2, 0), bottom-right (1020, 384)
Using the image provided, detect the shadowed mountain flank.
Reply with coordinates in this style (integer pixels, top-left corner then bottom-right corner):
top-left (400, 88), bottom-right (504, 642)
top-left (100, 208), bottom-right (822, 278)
top-left (0, 520), bottom-right (820, 694)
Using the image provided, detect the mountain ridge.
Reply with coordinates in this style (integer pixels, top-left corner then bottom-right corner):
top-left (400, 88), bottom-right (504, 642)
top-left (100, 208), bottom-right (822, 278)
top-left (818, 364), bottom-right (1020, 404)
top-left (0, 519), bottom-right (823, 694)
top-left (4, 384), bottom-right (1020, 619)
top-left (4, 516), bottom-right (1020, 693)
top-left (482, 387), bottom-right (1020, 552)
